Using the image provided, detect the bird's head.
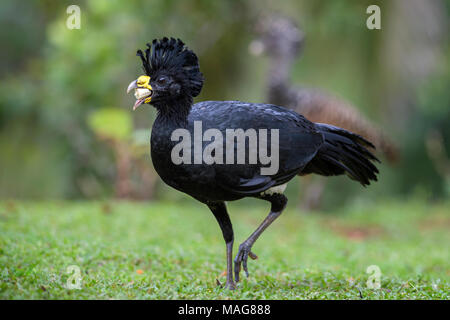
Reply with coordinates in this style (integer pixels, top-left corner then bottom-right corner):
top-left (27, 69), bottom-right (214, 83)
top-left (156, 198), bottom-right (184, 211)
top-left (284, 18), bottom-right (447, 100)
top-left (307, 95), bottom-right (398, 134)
top-left (249, 14), bottom-right (304, 58)
top-left (127, 37), bottom-right (204, 110)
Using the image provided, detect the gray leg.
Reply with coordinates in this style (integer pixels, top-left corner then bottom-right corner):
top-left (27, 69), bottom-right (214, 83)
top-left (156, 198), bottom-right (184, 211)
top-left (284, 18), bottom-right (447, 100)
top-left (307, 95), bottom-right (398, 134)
top-left (225, 241), bottom-right (235, 289)
top-left (234, 194), bottom-right (287, 282)
top-left (208, 201), bottom-right (236, 290)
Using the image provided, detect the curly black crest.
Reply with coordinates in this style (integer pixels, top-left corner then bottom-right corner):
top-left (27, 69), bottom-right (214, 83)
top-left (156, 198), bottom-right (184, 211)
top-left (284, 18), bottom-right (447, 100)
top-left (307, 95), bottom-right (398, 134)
top-left (137, 37), bottom-right (204, 97)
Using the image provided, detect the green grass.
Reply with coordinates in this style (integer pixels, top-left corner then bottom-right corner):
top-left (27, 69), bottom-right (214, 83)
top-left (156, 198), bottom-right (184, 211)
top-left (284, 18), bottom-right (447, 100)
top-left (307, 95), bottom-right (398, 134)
top-left (0, 198), bottom-right (449, 299)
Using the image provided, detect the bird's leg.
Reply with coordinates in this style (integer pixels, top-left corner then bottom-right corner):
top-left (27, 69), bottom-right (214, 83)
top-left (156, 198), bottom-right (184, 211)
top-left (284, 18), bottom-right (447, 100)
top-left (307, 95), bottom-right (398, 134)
top-left (225, 240), bottom-right (234, 289)
top-left (208, 201), bottom-right (235, 290)
top-left (234, 194), bottom-right (287, 282)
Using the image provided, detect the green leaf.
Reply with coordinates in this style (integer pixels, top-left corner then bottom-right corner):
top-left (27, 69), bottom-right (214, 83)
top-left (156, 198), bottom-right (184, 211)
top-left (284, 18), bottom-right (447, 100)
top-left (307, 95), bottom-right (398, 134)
top-left (88, 108), bottom-right (132, 141)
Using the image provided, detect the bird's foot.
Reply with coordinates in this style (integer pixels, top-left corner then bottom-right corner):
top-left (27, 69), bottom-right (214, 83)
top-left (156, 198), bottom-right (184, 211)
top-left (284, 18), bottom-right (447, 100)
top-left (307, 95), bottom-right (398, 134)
top-left (234, 242), bottom-right (258, 282)
top-left (224, 280), bottom-right (236, 290)
top-left (218, 270), bottom-right (236, 290)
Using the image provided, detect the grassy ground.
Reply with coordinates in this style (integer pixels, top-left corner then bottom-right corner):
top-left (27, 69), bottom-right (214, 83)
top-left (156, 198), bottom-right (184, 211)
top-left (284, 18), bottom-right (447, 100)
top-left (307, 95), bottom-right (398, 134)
top-left (0, 198), bottom-right (448, 299)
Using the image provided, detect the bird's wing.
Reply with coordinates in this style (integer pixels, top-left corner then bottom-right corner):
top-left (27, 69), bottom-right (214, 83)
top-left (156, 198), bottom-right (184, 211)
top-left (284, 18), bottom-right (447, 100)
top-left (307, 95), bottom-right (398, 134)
top-left (188, 101), bottom-right (324, 195)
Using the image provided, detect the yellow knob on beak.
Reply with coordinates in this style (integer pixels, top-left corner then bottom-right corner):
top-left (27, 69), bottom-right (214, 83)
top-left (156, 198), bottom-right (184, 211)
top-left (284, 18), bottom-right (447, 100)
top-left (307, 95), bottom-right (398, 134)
top-left (127, 75), bottom-right (153, 110)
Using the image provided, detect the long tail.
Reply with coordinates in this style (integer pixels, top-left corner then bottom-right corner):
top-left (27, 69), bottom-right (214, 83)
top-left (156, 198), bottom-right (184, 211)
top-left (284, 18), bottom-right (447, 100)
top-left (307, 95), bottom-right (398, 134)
top-left (292, 89), bottom-right (399, 164)
top-left (301, 123), bottom-right (380, 186)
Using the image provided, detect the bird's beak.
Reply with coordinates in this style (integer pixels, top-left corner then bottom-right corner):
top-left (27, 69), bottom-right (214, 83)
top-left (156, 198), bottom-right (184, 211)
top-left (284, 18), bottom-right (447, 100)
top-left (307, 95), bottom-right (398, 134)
top-left (127, 80), bottom-right (138, 94)
top-left (127, 77), bottom-right (153, 110)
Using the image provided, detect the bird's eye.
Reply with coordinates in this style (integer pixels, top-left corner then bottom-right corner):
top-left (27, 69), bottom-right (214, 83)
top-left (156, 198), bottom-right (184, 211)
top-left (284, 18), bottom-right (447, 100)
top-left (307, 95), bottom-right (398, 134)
top-left (157, 77), bottom-right (167, 85)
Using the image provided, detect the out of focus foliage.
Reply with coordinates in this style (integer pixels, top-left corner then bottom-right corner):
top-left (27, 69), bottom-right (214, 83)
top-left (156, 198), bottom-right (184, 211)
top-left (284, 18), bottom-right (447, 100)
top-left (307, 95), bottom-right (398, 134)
top-left (88, 108), bottom-right (132, 142)
top-left (0, 0), bottom-right (448, 205)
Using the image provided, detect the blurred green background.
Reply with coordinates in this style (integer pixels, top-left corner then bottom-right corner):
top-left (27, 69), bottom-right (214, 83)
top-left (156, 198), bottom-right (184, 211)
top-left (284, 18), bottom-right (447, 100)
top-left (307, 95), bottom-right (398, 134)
top-left (1, 0), bottom-right (449, 300)
top-left (0, 0), bottom-right (449, 208)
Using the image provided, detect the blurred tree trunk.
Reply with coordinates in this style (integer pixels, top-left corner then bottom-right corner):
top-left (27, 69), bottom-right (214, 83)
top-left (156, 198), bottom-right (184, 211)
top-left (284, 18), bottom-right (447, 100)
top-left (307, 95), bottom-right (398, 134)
top-left (381, 0), bottom-right (447, 131)
top-left (114, 142), bottom-right (132, 199)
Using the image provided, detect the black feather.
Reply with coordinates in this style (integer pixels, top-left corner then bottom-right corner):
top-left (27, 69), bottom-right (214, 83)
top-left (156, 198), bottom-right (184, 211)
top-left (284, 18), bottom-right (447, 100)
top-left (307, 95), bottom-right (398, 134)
top-left (302, 123), bottom-right (380, 186)
top-left (136, 37), bottom-right (204, 97)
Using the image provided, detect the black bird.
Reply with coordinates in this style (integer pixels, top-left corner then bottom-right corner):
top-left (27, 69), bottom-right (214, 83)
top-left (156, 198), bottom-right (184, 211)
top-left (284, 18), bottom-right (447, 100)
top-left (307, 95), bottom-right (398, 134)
top-left (127, 37), bottom-right (379, 289)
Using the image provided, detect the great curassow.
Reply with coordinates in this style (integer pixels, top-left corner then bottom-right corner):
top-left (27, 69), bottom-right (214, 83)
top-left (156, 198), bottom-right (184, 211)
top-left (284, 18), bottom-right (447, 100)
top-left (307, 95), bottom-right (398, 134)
top-left (127, 37), bottom-right (379, 289)
top-left (250, 15), bottom-right (397, 209)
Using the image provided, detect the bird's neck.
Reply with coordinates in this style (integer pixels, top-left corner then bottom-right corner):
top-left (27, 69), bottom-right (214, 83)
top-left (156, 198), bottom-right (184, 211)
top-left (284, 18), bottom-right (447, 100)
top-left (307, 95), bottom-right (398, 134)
top-left (154, 95), bottom-right (193, 127)
top-left (267, 52), bottom-right (298, 108)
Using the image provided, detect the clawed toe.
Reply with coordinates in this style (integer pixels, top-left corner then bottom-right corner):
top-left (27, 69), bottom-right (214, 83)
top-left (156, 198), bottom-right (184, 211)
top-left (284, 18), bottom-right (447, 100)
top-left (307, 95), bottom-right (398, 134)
top-left (234, 243), bottom-right (258, 282)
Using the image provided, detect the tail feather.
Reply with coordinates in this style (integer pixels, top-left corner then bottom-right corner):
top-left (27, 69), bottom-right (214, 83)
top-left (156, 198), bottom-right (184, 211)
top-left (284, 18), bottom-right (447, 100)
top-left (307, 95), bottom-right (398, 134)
top-left (302, 123), bottom-right (380, 186)
top-left (292, 89), bottom-right (399, 164)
